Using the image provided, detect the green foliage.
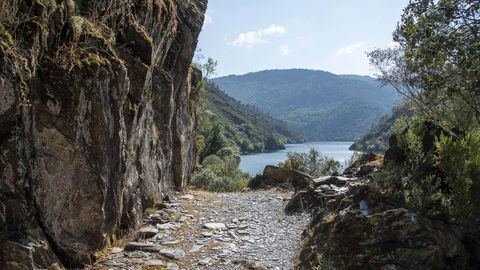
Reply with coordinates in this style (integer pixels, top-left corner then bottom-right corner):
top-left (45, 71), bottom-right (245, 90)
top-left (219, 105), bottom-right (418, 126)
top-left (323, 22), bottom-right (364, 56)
top-left (193, 124), bottom-right (249, 192)
top-left (191, 168), bottom-right (245, 193)
top-left (197, 82), bottom-right (304, 156)
top-left (192, 157), bottom-right (249, 193)
top-left (434, 130), bottom-right (480, 226)
top-left (213, 69), bottom-right (399, 141)
top-left (374, 117), bottom-right (480, 226)
top-left (350, 102), bottom-right (414, 153)
top-left (201, 124), bottom-right (231, 159)
top-left (279, 148), bottom-right (340, 177)
top-left (194, 50), bottom-right (218, 80)
top-left (201, 155), bottom-right (224, 167)
top-left (369, 0), bottom-right (480, 132)
top-left (368, 0), bottom-right (480, 231)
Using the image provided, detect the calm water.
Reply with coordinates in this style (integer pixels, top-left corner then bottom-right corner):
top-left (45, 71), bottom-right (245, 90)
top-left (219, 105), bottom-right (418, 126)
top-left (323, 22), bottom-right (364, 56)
top-left (239, 141), bottom-right (354, 176)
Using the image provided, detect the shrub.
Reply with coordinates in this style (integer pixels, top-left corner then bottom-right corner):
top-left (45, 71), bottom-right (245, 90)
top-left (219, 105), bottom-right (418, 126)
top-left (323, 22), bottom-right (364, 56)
top-left (191, 167), bottom-right (248, 192)
top-left (193, 146), bottom-right (249, 192)
top-left (216, 147), bottom-right (241, 165)
top-left (434, 130), bottom-right (480, 226)
top-left (201, 154), bottom-right (224, 167)
top-left (374, 117), bottom-right (480, 227)
top-left (279, 148), bottom-right (340, 177)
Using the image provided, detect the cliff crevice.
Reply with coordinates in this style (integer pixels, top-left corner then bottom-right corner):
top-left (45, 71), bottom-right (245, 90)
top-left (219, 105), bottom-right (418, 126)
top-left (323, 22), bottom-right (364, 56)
top-left (0, 0), bottom-right (207, 268)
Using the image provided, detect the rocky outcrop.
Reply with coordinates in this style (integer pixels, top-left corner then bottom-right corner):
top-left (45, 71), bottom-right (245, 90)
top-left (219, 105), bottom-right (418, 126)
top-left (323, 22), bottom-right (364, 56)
top-left (298, 206), bottom-right (467, 269)
top-left (285, 154), bottom-right (383, 214)
top-left (249, 165), bottom-right (314, 191)
top-left (342, 152), bottom-right (383, 177)
top-left (0, 0), bottom-right (207, 268)
top-left (291, 154), bottom-right (469, 269)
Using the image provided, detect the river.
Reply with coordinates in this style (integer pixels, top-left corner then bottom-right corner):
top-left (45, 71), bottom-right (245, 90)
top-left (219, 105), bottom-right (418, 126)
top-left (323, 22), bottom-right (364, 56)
top-left (239, 141), bottom-right (354, 176)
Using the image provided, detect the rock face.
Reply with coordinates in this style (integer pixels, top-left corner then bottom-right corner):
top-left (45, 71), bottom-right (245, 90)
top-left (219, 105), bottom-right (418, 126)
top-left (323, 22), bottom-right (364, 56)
top-left (291, 154), bottom-right (469, 269)
top-left (249, 165), bottom-right (314, 191)
top-left (0, 0), bottom-right (207, 268)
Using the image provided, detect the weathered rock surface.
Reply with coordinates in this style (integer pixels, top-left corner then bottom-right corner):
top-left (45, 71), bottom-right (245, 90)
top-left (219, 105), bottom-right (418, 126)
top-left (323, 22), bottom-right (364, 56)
top-left (249, 165), bottom-right (314, 191)
top-left (0, 0), bottom-right (207, 268)
top-left (299, 207), bottom-right (467, 269)
top-left (291, 153), bottom-right (469, 269)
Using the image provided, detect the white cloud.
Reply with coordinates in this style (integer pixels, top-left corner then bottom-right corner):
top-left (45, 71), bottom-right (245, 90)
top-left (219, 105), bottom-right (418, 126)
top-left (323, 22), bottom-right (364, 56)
top-left (204, 14), bottom-right (213, 25)
top-left (336, 42), bottom-right (366, 55)
top-left (280, 45), bottom-right (292, 56)
top-left (231, 24), bottom-right (286, 48)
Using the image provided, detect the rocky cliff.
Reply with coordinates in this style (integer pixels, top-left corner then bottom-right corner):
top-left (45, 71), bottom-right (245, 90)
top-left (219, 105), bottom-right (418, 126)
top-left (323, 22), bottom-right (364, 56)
top-left (0, 0), bottom-right (207, 268)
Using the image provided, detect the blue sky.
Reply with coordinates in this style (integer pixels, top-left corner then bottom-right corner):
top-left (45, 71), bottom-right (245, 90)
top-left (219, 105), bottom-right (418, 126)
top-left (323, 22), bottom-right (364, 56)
top-left (197, 0), bottom-right (410, 77)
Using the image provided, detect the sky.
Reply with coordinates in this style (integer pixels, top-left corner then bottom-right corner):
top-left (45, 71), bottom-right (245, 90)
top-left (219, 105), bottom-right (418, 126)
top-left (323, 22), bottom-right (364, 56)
top-left (197, 0), bottom-right (410, 77)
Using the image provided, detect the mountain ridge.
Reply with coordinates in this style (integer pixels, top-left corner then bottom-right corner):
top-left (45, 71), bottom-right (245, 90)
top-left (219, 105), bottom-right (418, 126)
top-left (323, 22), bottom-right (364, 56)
top-left (199, 81), bottom-right (305, 155)
top-left (213, 69), bottom-right (399, 141)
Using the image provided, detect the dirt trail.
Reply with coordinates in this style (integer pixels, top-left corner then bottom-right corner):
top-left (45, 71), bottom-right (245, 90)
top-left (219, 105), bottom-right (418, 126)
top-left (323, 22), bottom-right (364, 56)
top-left (91, 189), bottom-right (309, 270)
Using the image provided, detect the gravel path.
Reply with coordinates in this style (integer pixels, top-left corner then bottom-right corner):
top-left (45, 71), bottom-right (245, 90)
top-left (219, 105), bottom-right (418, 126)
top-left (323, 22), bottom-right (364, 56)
top-left (91, 189), bottom-right (309, 270)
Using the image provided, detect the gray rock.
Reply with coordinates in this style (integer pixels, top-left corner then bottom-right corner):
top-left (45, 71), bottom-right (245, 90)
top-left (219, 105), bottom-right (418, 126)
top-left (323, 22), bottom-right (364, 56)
top-left (189, 243), bottom-right (204, 252)
top-left (201, 232), bottom-right (213, 237)
top-left (199, 257), bottom-right (212, 265)
top-left (156, 223), bottom-right (177, 230)
top-left (180, 194), bottom-right (195, 200)
top-left (167, 262), bottom-right (180, 270)
top-left (124, 243), bottom-right (163, 253)
top-left (162, 240), bottom-right (181, 245)
top-left (159, 248), bottom-right (185, 260)
top-left (136, 226), bottom-right (159, 239)
top-left (204, 222), bottom-right (226, 230)
top-left (145, 259), bottom-right (166, 266)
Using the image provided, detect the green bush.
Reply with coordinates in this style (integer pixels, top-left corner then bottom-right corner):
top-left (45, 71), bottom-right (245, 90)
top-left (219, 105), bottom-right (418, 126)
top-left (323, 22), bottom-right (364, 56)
top-left (434, 130), bottom-right (480, 226)
top-left (191, 166), bottom-right (249, 192)
top-left (193, 146), bottom-right (249, 192)
top-left (374, 117), bottom-right (480, 226)
top-left (201, 154), bottom-right (224, 167)
top-left (279, 148), bottom-right (340, 177)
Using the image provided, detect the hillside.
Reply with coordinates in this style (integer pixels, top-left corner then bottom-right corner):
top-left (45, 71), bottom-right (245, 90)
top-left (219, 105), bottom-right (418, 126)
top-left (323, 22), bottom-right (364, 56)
top-left (199, 82), bottom-right (304, 154)
top-left (349, 102), bottom-right (415, 153)
top-left (213, 69), bottom-right (399, 141)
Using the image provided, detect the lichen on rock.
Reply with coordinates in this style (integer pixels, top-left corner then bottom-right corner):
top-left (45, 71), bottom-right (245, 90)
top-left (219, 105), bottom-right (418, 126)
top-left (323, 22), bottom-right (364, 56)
top-left (0, 0), bottom-right (207, 268)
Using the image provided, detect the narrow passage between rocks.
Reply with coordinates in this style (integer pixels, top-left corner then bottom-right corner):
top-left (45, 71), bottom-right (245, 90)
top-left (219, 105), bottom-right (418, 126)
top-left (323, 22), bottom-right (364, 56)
top-left (91, 189), bottom-right (309, 270)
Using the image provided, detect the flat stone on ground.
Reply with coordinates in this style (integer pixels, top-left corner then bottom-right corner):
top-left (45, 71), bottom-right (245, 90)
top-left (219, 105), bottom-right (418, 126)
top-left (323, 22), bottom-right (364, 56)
top-left (204, 222), bottom-right (226, 230)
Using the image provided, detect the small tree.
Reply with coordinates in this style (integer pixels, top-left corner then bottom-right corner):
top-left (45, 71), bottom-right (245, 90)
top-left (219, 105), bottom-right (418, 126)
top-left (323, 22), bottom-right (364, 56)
top-left (279, 148), bottom-right (340, 177)
top-left (369, 0), bottom-right (480, 132)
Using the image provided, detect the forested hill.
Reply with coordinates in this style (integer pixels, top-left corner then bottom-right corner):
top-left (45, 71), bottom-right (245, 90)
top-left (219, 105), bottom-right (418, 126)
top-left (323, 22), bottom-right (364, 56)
top-left (349, 102), bottom-right (415, 153)
top-left (198, 82), bottom-right (305, 155)
top-left (213, 69), bottom-right (399, 141)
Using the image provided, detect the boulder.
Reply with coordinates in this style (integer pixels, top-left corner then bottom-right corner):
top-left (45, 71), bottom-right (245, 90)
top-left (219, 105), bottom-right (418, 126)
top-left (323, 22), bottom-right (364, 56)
top-left (343, 153), bottom-right (383, 177)
top-left (297, 207), bottom-right (467, 270)
top-left (135, 226), bottom-right (159, 240)
top-left (248, 165), bottom-right (314, 191)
